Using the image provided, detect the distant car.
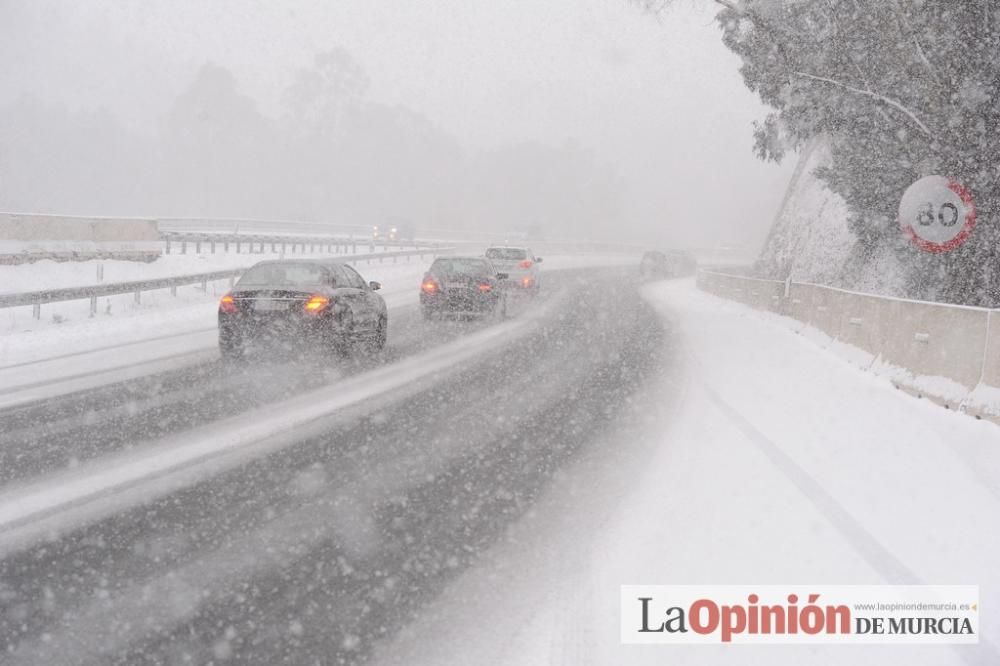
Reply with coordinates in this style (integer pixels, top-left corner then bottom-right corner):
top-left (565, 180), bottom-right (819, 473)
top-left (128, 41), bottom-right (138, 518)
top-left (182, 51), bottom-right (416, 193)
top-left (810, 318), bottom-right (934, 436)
top-left (640, 250), bottom-right (697, 280)
top-left (484, 246), bottom-right (543, 293)
top-left (640, 251), bottom-right (671, 280)
top-left (420, 256), bottom-right (508, 320)
top-left (668, 250), bottom-right (698, 277)
top-left (218, 259), bottom-right (388, 360)
top-left (382, 219), bottom-right (415, 243)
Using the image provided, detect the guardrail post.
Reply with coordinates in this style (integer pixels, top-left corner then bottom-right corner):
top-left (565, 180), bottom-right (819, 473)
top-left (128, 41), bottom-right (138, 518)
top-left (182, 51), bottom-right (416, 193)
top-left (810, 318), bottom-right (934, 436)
top-left (211, 241), bottom-right (216, 254)
top-left (89, 296), bottom-right (97, 317)
top-left (170, 285), bottom-right (177, 297)
top-left (195, 241), bottom-right (202, 254)
top-left (134, 289), bottom-right (141, 305)
top-left (165, 239), bottom-right (171, 254)
top-left (235, 241), bottom-right (241, 254)
top-left (181, 241), bottom-right (187, 255)
top-left (33, 302), bottom-right (41, 320)
top-left (201, 279), bottom-right (207, 291)
top-left (272, 242), bottom-right (277, 253)
top-left (224, 240), bottom-right (229, 253)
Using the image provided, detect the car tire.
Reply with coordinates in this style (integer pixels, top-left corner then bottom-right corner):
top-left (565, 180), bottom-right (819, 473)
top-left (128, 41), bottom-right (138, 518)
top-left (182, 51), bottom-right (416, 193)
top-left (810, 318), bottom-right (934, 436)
top-left (495, 294), bottom-right (508, 321)
top-left (219, 337), bottom-right (244, 362)
top-left (368, 316), bottom-right (388, 352)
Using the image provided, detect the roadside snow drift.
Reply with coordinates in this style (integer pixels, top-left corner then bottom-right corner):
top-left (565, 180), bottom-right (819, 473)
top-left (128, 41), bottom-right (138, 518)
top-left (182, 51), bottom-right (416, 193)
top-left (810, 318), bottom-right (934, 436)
top-left (372, 278), bottom-right (1000, 666)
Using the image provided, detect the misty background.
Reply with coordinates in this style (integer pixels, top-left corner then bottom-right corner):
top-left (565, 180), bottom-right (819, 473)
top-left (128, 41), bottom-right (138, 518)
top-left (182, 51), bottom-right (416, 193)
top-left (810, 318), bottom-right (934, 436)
top-left (0, 0), bottom-right (794, 248)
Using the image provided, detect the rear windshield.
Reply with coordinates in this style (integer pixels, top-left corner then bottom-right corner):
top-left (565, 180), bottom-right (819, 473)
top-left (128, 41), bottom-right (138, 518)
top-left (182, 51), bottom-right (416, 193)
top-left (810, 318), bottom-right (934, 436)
top-left (238, 263), bottom-right (328, 287)
top-left (431, 258), bottom-right (491, 275)
top-left (485, 247), bottom-right (528, 261)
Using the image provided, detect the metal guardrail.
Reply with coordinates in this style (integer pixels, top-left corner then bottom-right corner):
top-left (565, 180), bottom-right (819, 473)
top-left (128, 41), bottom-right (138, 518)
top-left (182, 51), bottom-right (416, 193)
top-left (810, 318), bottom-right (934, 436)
top-left (1, 248), bottom-right (453, 319)
top-left (160, 231), bottom-right (443, 256)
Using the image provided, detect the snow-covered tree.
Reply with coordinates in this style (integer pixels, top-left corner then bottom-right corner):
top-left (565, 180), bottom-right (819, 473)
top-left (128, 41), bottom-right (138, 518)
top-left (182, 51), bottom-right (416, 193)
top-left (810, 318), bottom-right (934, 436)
top-left (643, 1), bottom-right (1000, 304)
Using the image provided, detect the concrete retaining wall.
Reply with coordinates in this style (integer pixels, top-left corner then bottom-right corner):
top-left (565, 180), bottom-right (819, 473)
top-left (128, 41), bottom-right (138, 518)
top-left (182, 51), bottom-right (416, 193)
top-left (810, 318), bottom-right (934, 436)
top-left (698, 270), bottom-right (1000, 422)
top-left (0, 213), bottom-right (159, 243)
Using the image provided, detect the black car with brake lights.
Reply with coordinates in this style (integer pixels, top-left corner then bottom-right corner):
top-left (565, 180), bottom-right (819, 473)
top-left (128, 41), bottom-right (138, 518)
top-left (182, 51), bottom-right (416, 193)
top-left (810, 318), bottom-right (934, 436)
top-left (420, 256), bottom-right (508, 320)
top-left (218, 259), bottom-right (388, 360)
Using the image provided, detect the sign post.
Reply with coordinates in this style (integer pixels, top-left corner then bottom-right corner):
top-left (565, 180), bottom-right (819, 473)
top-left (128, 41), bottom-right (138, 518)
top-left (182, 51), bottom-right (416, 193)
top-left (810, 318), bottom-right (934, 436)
top-left (899, 176), bottom-right (976, 253)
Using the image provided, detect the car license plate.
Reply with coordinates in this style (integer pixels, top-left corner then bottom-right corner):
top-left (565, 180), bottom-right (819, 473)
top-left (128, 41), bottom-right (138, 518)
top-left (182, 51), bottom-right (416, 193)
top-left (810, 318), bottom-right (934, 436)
top-left (445, 282), bottom-right (465, 290)
top-left (254, 299), bottom-right (289, 312)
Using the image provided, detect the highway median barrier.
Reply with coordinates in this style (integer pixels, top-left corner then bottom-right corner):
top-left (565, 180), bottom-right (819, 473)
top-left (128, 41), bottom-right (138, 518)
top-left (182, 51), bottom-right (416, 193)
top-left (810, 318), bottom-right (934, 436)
top-left (698, 269), bottom-right (1000, 423)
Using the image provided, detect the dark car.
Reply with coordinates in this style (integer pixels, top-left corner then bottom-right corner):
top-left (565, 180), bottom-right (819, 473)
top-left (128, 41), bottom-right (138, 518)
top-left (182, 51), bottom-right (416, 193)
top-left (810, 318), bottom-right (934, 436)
top-left (218, 259), bottom-right (388, 360)
top-left (420, 256), bottom-right (508, 320)
top-left (640, 250), bottom-right (698, 280)
top-left (639, 251), bottom-right (671, 280)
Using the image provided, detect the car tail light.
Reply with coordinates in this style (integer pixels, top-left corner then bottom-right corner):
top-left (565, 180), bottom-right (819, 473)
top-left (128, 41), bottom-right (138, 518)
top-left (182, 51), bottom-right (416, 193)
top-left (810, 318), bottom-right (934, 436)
top-left (219, 293), bottom-right (238, 314)
top-left (421, 278), bottom-right (440, 294)
top-left (521, 276), bottom-right (534, 288)
top-left (303, 294), bottom-right (330, 313)
top-left (478, 282), bottom-right (492, 292)
top-left (518, 259), bottom-right (533, 269)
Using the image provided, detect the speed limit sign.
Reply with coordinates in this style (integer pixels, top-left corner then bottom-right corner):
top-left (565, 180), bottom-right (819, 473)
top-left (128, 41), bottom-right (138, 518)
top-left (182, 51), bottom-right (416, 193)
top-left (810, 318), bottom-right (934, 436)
top-left (899, 175), bottom-right (976, 253)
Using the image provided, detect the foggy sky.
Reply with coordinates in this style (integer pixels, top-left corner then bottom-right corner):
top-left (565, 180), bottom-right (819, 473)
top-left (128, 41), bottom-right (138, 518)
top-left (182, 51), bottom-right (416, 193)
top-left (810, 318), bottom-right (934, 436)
top-left (0, 0), bottom-right (795, 250)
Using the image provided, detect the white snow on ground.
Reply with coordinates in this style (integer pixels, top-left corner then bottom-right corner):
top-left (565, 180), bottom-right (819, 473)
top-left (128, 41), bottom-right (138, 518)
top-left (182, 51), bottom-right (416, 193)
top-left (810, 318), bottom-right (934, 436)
top-left (372, 278), bottom-right (1000, 666)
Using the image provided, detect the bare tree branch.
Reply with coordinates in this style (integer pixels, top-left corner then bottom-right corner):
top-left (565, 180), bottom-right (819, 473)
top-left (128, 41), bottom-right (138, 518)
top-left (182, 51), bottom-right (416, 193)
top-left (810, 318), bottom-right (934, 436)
top-left (791, 71), bottom-right (934, 138)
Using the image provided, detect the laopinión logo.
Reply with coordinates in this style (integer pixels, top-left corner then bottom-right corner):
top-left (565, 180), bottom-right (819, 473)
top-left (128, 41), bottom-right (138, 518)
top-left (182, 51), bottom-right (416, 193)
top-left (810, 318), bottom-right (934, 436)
top-left (621, 585), bottom-right (979, 645)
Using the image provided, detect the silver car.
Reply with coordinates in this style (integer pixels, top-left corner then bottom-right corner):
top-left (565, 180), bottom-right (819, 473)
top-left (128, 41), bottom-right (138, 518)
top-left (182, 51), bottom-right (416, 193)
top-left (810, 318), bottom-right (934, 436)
top-left (484, 246), bottom-right (543, 294)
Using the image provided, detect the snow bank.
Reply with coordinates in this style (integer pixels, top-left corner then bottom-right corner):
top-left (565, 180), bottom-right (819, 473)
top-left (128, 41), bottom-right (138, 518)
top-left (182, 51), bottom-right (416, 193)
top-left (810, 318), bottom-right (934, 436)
top-left (757, 140), bottom-right (855, 284)
top-left (755, 139), bottom-right (911, 297)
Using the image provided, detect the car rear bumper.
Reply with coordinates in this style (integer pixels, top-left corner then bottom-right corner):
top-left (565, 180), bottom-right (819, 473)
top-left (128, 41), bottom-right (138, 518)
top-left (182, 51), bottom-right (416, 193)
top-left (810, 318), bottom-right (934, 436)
top-left (219, 312), bottom-right (343, 348)
top-left (420, 290), bottom-right (499, 314)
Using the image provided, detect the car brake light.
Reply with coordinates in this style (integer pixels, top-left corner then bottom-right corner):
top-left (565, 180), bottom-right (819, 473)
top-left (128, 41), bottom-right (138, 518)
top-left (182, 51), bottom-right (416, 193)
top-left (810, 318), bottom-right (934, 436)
top-left (304, 294), bottom-right (330, 313)
top-left (521, 276), bottom-right (533, 288)
top-left (422, 279), bottom-right (439, 294)
top-left (219, 293), bottom-right (237, 314)
top-left (478, 283), bottom-right (492, 292)
top-left (518, 259), bottom-right (533, 269)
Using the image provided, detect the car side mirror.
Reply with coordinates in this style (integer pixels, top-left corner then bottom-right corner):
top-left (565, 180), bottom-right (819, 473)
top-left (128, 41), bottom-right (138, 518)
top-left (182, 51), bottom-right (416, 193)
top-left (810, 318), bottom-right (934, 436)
top-left (535, 257), bottom-right (543, 263)
top-left (369, 281), bottom-right (382, 291)
top-left (496, 273), bottom-right (509, 281)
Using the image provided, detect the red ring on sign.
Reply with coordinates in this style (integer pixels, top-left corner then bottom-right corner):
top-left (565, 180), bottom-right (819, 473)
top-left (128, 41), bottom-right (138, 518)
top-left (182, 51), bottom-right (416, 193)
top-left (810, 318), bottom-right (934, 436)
top-left (901, 178), bottom-right (976, 253)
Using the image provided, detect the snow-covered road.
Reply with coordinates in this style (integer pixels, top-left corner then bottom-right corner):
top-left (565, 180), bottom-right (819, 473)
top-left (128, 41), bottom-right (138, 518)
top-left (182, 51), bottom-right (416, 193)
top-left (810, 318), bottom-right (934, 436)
top-left (6, 270), bottom-right (991, 664)
top-left (372, 278), bottom-right (1000, 666)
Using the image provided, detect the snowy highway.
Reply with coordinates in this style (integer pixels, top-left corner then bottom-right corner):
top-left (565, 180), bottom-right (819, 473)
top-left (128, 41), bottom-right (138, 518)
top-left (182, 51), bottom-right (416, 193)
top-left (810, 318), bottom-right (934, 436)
top-left (0, 266), bottom-right (671, 664)
top-left (8, 1), bottom-right (1000, 662)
